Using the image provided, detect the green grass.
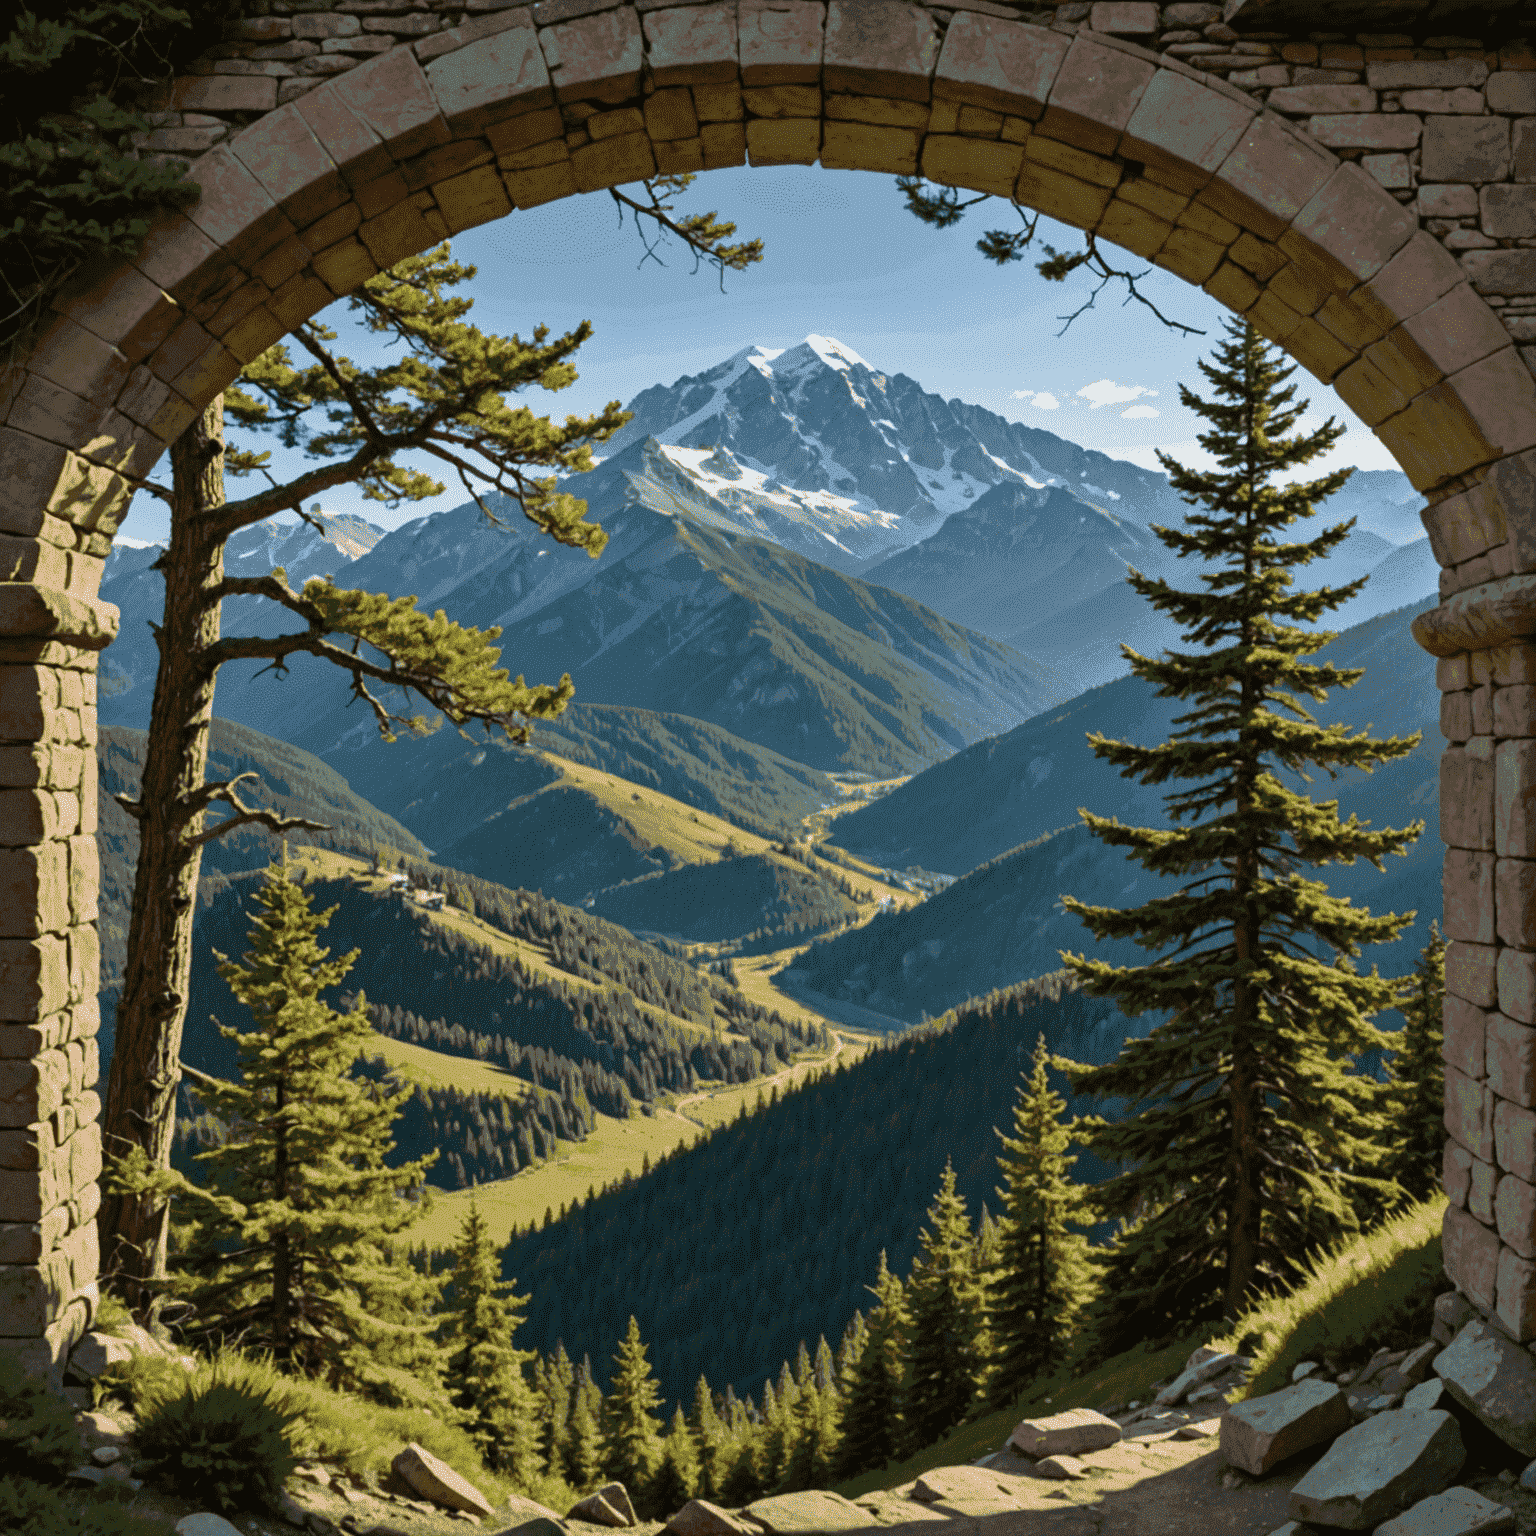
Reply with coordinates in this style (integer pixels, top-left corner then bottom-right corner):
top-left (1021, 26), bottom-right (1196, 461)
top-left (834, 1195), bottom-right (1449, 1499)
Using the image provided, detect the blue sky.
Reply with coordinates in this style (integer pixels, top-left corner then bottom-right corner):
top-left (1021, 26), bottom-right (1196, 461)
top-left (117, 163), bottom-right (1401, 543)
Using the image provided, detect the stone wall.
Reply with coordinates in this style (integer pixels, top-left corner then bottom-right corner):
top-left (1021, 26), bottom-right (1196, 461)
top-left (2, 0), bottom-right (1535, 1386)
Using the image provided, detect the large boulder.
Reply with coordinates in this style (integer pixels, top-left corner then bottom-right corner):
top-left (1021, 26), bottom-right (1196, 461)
top-left (1435, 1319), bottom-right (1536, 1458)
top-left (1220, 1378), bottom-right (1353, 1475)
top-left (570, 1484), bottom-right (636, 1529)
top-left (741, 1491), bottom-right (880, 1532)
top-left (1287, 1410), bottom-right (1466, 1530)
top-left (911, 1467), bottom-right (1027, 1504)
top-left (665, 1500), bottom-right (760, 1536)
top-left (391, 1442), bottom-right (496, 1519)
top-left (1009, 1406), bottom-right (1122, 1457)
top-left (1372, 1486), bottom-right (1515, 1535)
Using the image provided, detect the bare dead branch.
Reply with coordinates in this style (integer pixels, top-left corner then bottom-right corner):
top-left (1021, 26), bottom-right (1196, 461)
top-left (185, 771), bottom-right (331, 852)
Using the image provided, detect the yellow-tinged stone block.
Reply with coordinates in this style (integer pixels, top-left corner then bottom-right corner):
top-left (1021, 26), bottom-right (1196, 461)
top-left (826, 94), bottom-right (928, 128)
top-left (654, 138), bottom-right (706, 174)
top-left (1228, 232), bottom-right (1286, 284)
top-left (1203, 259), bottom-right (1263, 314)
top-left (745, 118), bottom-right (819, 165)
top-left (1118, 176), bottom-right (1187, 223)
top-left (358, 200), bottom-right (446, 271)
top-left (922, 135), bottom-right (1024, 198)
top-left (928, 100), bottom-right (959, 134)
top-left (645, 87), bottom-right (699, 142)
top-left (502, 159), bottom-right (579, 208)
top-left (487, 107), bottom-right (564, 157)
top-left (743, 84), bottom-right (821, 118)
top-left (1333, 354), bottom-right (1408, 428)
top-left (267, 273), bottom-right (332, 331)
top-left (1024, 133), bottom-right (1120, 190)
top-left (957, 104), bottom-right (1004, 138)
top-left (1015, 157), bottom-right (1112, 229)
top-left (311, 238), bottom-right (379, 298)
top-left (1316, 292), bottom-right (1392, 353)
top-left (588, 107), bottom-right (645, 141)
top-left (1267, 262), bottom-right (1331, 319)
top-left (1096, 199), bottom-right (1172, 261)
top-left (1248, 291), bottom-right (1305, 345)
top-left (1178, 199), bottom-right (1242, 247)
top-left (700, 121), bottom-right (747, 167)
top-left (1287, 316), bottom-right (1355, 383)
top-left (821, 120), bottom-right (919, 175)
top-left (570, 131), bottom-right (657, 192)
top-left (1001, 116), bottom-right (1030, 144)
top-left (434, 164), bottom-right (512, 232)
top-left (1156, 226), bottom-right (1227, 286)
top-left (693, 82), bottom-right (744, 122)
top-left (1378, 387), bottom-right (1498, 493)
top-left (1367, 331), bottom-right (1444, 400)
top-left (498, 139), bottom-right (568, 171)
top-left (222, 305), bottom-right (290, 363)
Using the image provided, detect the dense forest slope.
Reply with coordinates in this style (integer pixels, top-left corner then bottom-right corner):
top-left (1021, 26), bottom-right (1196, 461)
top-left (500, 974), bottom-right (1155, 1409)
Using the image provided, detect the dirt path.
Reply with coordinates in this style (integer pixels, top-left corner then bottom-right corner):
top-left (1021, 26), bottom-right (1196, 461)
top-left (668, 1029), bottom-right (849, 1127)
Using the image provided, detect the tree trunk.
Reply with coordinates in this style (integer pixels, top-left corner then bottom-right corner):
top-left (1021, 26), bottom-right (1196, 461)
top-left (98, 396), bottom-right (227, 1317)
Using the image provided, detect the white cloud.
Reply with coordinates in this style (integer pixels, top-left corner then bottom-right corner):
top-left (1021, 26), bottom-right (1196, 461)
top-left (1010, 389), bottom-right (1034, 400)
top-left (1120, 405), bottom-right (1160, 419)
top-left (1077, 379), bottom-right (1159, 410)
top-left (1030, 392), bottom-right (1061, 410)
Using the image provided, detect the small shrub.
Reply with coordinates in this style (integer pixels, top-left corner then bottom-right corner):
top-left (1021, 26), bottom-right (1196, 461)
top-left (0, 1354), bottom-right (82, 1480)
top-left (133, 1360), bottom-right (301, 1512)
top-left (0, 1476), bottom-right (163, 1536)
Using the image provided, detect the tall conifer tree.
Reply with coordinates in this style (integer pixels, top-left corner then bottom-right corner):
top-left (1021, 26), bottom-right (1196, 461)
top-left (602, 1317), bottom-right (663, 1505)
top-left (688, 1375), bottom-right (725, 1500)
top-left (988, 1033), bottom-right (1096, 1408)
top-left (837, 1255), bottom-right (905, 1476)
top-left (1381, 923), bottom-right (1446, 1205)
top-left (110, 858), bottom-right (439, 1393)
top-left (1058, 318), bottom-right (1421, 1326)
top-left (901, 1164), bottom-right (986, 1454)
top-left (442, 1201), bottom-right (539, 1478)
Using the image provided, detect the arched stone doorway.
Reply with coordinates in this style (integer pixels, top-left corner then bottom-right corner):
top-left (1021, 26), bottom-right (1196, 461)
top-left (3, 0), bottom-right (1534, 1383)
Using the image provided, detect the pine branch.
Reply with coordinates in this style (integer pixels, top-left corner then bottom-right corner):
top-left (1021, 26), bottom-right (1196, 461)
top-left (184, 771), bottom-right (332, 852)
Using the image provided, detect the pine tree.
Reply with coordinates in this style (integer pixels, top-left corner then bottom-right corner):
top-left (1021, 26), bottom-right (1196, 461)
top-left (536, 1343), bottom-right (577, 1478)
top-left (601, 1317), bottom-right (663, 1507)
top-left (837, 1253), bottom-right (906, 1477)
top-left (901, 1162), bottom-right (987, 1454)
top-left (564, 1371), bottom-right (604, 1492)
top-left (988, 1033), bottom-right (1097, 1409)
top-left (1381, 923), bottom-right (1447, 1205)
top-left (688, 1375), bottom-right (725, 1500)
top-left (111, 857), bottom-right (439, 1393)
top-left (1057, 318), bottom-right (1422, 1327)
top-left (442, 1200), bottom-right (539, 1479)
top-left (649, 1405), bottom-right (700, 1516)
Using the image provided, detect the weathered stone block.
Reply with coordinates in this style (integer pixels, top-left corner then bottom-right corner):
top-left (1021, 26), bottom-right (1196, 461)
top-left (645, 3), bottom-right (737, 87)
top-left (1462, 252), bottom-right (1536, 300)
top-left (1421, 183), bottom-right (1482, 219)
top-left (1120, 67), bottom-right (1253, 179)
top-left (822, 0), bottom-right (938, 104)
top-left (1498, 1172), bottom-right (1536, 1259)
top-left (1268, 84), bottom-right (1376, 114)
top-left (1449, 1140), bottom-right (1475, 1207)
top-left (1434, 1318), bottom-right (1536, 1456)
top-left (1498, 1247), bottom-right (1536, 1343)
top-left (1448, 1063), bottom-right (1497, 1161)
top-left (1423, 117), bottom-right (1512, 182)
top-left (1287, 1410), bottom-right (1465, 1530)
top-left (425, 21), bottom-right (549, 130)
top-left (1444, 741), bottom-right (1496, 850)
top-left (1502, 949), bottom-right (1536, 1025)
top-left (933, 12), bottom-right (1067, 118)
top-left (1406, 283), bottom-right (1517, 378)
top-left (1499, 1100), bottom-right (1536, 1184)
top-left (821, 120), bottom-right (918, 173)
top-left (1219, 1379), bottom-right (1352, 1475)
top-left (538, 7), bottom-right (642, 103)
top-left (1446, 850), bottom-right (1497, 944)
top-left (1500, 860), bottom-right (1536, 949)
top-left (1481, 186), bottom-right (1536, 241)
top-left (393, 1442), bottom-right (495, 1519)
top-left (1489, 1013), bottom-right (1536, 1108)
top-left (1088, 1), bottom-right (1156, 34)
top-left (1473, 1155), bottom-right (1498, 1223)
top-left (1488, 73), bottom-right (1536, 116)
top-left (1446, 994), bottom-right (1489, 1079)
top-left (739, 0), bottom-right (823, 86)
top-left (1499, 741), bottom-right (1536, 859)
top-left (745, 117), bottom-right (818, 164)
top-left (1367, 60), bottom-right (1489, 90)
top-left (921, 134), bottom-right (1022, 195)
top-left (1308, 114), bottom-right (1422, 150)
top-left (1037, 33), bottom-right (1155, 158)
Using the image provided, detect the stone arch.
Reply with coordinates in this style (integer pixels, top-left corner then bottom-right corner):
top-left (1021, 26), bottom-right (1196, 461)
top-left (3, 0), bottom-right (1536, 1379)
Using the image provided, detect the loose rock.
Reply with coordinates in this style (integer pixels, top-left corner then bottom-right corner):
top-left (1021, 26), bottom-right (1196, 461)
top-left (1034, 1454), bottom-right (1089, 1479)
top-left (1155, 1350), bottom-right (1243, 1406)
top-left (1287, 1409), bottom-right (1466, 1529)
top-left (1434, 1320), bottom-right (1536, 1458)
top-left (665, 1500), bottom-right (761, 1536)
top-left (570, 1483), bottom-right (636, 1527)
top-left (1372, 1485), bottom-right (1515, 1535)
top-left (1221, 1378), bottom-right (1353, 1475)
top-left (175, 1518), bottom-right (245, 1536)
top-left (741, 1490), bottom-right (880, 1531)
top-left (1177, 1419), bottom-right (1222, 1440)
top-left (391, 1443), bottom-right (496, 1520)
top-left (1009, 1406), bottom-right (1122, 1457)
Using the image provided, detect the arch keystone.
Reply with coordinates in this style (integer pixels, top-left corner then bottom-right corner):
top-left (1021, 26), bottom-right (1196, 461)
top-left (823, 0), bottom-right (937, 103)
top-left (540, 7), bottom-right (644, 102)
top-left (739, 0), bottom-right (824, 86)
